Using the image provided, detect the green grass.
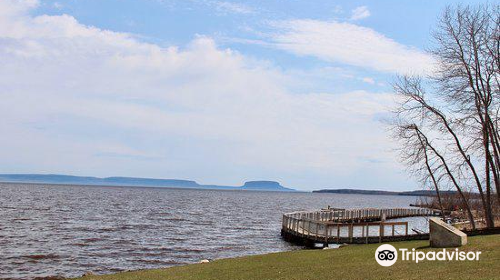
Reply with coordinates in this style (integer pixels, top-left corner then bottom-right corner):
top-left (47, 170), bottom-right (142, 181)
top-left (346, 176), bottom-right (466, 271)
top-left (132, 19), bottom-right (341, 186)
top-left (76, 234), bottom-right (500, 280)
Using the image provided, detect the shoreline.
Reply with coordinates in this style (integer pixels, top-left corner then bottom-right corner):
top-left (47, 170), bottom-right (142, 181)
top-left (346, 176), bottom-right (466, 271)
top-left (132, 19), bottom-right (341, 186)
top-left (0, 181), bottom-right (303, 193)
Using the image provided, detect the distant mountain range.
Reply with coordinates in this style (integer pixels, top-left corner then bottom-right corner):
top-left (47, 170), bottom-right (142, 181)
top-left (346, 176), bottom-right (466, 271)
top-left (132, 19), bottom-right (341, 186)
top-left (313, 188), bottom-right (458, 197)
top-left (0, 174), bottom-right (296, 192)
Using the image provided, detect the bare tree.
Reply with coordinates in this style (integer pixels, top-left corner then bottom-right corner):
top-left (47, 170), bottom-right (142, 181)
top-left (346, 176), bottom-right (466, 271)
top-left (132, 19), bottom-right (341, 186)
top-left (392, 4), bottom-right (499, 228)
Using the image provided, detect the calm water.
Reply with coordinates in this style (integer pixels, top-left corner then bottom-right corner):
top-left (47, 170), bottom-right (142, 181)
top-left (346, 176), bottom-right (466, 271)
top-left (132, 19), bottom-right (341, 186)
top-left (0, 183), bottom-right (426, 279)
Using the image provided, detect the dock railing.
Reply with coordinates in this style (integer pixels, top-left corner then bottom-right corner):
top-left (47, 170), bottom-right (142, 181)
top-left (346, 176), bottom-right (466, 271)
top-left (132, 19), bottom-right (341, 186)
top-left (281, 208), bottom-right (433, 246)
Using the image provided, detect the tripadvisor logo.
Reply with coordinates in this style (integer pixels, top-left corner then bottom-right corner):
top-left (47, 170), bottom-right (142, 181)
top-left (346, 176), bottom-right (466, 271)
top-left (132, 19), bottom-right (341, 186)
top-left (375, 244), bottom-right (482, 267)
top-left (375, 244), bottom-right (398, 266)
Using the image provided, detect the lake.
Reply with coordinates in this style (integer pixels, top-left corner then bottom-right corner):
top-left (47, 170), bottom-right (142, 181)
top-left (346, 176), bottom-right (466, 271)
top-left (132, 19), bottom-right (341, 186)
top-left (0, 183), bottom-right (426, 279)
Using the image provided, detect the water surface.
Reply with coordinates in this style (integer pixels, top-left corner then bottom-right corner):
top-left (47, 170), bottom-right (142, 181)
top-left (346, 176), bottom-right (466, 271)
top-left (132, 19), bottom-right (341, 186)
top-left (0, 183), bottom-right (424, 279)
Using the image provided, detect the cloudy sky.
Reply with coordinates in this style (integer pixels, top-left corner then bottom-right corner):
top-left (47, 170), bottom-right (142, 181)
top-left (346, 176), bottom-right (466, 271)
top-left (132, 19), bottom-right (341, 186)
top-left (0, 0), bottom-right (478, 191)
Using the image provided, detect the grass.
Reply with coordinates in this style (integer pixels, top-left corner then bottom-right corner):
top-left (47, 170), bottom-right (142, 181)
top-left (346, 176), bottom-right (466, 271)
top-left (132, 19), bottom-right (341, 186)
top-left (76, 234), bottom-right (500, 280)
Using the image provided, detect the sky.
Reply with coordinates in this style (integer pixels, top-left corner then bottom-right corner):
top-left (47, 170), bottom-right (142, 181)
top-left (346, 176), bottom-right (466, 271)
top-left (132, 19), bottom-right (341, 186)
top-left (0, 0), bottom-right (484, 191)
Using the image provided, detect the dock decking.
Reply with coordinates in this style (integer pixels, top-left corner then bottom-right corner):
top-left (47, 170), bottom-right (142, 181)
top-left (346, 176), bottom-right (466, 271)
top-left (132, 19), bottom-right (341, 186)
top-left (281, 208), bottom-right (436, 247)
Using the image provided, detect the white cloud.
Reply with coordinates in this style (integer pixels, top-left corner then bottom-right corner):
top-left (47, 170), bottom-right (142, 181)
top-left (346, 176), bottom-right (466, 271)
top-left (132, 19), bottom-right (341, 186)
top-left (267, 19), bottom-right (435, 75)
top-left (361, 77), bottom-right (375, 84)
top-left (0, 0), bottom-right (409, 189)
top-left (53, 2), bottom-right (63, 9)
top-left (350, 6), bottom-right (370, 20)
top-left (212, 1), bottom-right (253, 14)
top-left (333, 5), bottom-right (343, 14)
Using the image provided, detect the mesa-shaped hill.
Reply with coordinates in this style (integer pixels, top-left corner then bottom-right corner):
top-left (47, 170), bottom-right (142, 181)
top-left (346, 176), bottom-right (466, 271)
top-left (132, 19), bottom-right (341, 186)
top-left (0, 174), bottom-right (296, 192)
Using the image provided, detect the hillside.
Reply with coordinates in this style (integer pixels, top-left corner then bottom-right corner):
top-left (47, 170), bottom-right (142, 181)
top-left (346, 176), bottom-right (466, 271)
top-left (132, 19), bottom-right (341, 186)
top-left (0, 174), bottom-right (296, 192)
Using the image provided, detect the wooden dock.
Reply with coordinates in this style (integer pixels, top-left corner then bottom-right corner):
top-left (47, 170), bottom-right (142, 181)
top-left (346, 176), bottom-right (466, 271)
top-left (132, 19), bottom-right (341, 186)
top-left (281, 208), bottom-right (436, 247)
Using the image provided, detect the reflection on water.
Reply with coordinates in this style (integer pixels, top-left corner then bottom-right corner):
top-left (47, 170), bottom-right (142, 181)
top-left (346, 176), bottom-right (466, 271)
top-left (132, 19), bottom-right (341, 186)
top-left (0, 183), bottom-right (425, 279)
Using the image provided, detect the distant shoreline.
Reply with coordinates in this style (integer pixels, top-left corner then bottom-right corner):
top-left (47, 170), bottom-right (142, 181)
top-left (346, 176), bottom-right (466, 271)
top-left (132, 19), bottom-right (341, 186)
top-left (0, 181), bottom-right (243, 192)
top-left (1, 181), bottom-right (444, 196)
top-left (0, 174), bottom-right (454, 195)
top-left (0, 181), bottom-right (434, 196)
top-left (313, 189), bottom-right (458, 197)
top-left (0, 174), bottom-right (296, 192)
top-left (0, 181), bottom-right (303, 193)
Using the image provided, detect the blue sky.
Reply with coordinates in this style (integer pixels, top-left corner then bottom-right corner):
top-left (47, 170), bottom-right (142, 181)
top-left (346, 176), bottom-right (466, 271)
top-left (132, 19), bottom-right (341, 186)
top-left (0, 0), bottom-right (484, 191)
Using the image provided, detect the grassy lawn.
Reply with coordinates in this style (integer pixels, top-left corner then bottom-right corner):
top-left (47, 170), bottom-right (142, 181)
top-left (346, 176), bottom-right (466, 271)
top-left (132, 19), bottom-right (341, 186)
top-left (76, 234), bottom-right (500, 280)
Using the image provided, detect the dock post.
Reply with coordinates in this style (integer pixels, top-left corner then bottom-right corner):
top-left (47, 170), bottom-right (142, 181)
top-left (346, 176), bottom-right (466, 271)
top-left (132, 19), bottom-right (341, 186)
top-left (366, 224), bottom-right (369, 244)
top-left (349, 224), bottom-right (353, 243)
top-left (337, 225), bottom-right (340, 243)
top-left (325, 224), bottom-right (329, 244)
top-left (379, 223), bottom-right (384, 243)
top-left (315, 222), bottom-right (319, 240)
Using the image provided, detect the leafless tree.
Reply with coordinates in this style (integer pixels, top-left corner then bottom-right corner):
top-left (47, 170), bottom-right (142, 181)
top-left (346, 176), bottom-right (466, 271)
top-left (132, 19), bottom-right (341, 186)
top-left (392, 4), bottom-right (499, 228)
